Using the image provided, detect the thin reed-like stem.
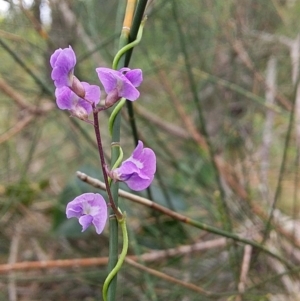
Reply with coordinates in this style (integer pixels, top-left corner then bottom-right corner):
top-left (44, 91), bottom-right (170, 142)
top-left (172, 1), bottom-right (231, 233)
top-left (103, 215), bottom-right (128, 301)
top-left (261, 76), bottom-right (300, 244)
top-left (172, 1), bottom-right (239, 283)
top-left (106, 2), bottom-right (137, 300)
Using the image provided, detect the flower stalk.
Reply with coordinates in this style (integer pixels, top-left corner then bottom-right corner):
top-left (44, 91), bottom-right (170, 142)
top-left (92, 109), bottom-right (123, 220)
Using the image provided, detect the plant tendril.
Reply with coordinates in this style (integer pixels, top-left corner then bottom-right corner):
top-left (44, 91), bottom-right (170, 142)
top-left (112, 18), bottom-right (146, 70)
top-left (102, 213), bottom-right (128, 301)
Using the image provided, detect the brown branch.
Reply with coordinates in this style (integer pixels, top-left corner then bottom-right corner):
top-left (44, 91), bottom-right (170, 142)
top-left (0, 77), bottom-right (55, 144)
top-left (236, 245), bottom-right (252, 301)
top-left (0, 114), bottom-right (34, 145)
top-left (125, 257), bottom-right (218, 297)
top-left (260, 56), bottom-right (277, 202)
top-left (0, 257), bottom-right (109, 273)
top-left (0, 238), bottom-right (226, 273)
top-left (8, 227), bottom-right (21, 301)
top-left (77, 171), bottom-right (300, 252)
top-left (77, 171), bottom-right (192, 225)
top-left (0, 77), bottom-right (54, 114)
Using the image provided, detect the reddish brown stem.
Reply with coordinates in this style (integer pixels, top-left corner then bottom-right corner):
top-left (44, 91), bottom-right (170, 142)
top-left (92, 109), bottom-right (122, 220)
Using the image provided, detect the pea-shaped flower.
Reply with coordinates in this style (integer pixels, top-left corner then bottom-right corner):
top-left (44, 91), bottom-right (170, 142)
top-left (96, 67), bottom-right (143, 104)
top-left (55, 82), bottom-right (100, 119)
top-left (50, 46), bottom-right (76, 89)
top-left (50, 46), bottom-right (101, 116)
top-left (111, 141), bottom-right (156, 191)
top-left (66, 193), bottom-right (108, 234)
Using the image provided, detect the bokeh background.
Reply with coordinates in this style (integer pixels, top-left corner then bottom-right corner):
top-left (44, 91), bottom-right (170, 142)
top-left (1, 0), bottom-right (300, 300)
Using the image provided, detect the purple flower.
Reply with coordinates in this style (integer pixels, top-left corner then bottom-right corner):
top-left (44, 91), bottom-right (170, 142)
top-left (112, 140), bottom-right (156, 191)
top-left (55, 82), bottom-right (100, 118)
top-left (66, 193), bottom-right (108, 234)
top-left (50, 46), bottom-right (76, 88)
top-left (96, 67), bottom-right (143, 102)
top-left (50, 46), bottom-right (101, 116)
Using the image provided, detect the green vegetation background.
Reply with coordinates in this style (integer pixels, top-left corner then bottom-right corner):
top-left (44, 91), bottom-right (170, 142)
top-left (1, 0), bottom-right (300, 300)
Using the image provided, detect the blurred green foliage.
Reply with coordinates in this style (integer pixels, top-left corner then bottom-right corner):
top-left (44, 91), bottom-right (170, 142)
top-left (1, 0), bottom-right (300, 300)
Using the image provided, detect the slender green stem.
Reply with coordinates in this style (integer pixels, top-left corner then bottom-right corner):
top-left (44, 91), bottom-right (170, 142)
top-left (108, 98), bottom-right (126, 135)
top-left (103, 214), bottom-right (129, 301)
top-left (111, 145), bottom-right (124, 170)
top-left (107, 8), bottom-right (146, 301)
top-left (172, 1), bottom-right (231, 232)
top-left (108, 145), bottom-right (124, 186)
top-left (106, 25), bottom-right (129, 301)
top-left (112, 20), bottom-right (146, 70)
top-left (107, 122), bottom-right (121, 301)
top-left (261, 74), bottom-right (299, 244)
top-left (124, 0), bottom-right (149, 67)
top-left (123, 0), bottom-right (149, 152)
top-left (172, 1), bottom-right (240, 283)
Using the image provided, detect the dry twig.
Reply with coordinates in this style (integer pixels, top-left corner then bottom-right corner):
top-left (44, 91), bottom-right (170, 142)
top-left (0, 238), bottom-right (226, 273)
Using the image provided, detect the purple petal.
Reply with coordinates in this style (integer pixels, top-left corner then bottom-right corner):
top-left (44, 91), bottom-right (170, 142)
top-left (117, 161), bottom-right (140, 176)
top-left (81, 192), bottom-right (96, 202)
top-left (66, 204), bottom-right (83, 218)
top-left (51, 46), bottom-right (76, 70)
top-left (77, 98), bottom-right (92, 115)
top-left (125, 69), bottom-right (143, 87)
top-left (119, 79), bottom-right (140, 101)
top-left (92, 212), bottom-right (108, 234)
top-left (55, 86), bottom-right (93, 115)
top-left (113, 140), bottom-right (156, 191)
top-left (51, 67), bottom-right (72, 88)
top-left (132, 141), bottom-right (156, 176)
top-left (132, 140), bottom-right (144, 158)
top-left (65, 193), bottom-right (108, 234)
top-left (50, 46), bottom-right (76, 88)
top-left (82, 82), bottom-right (101, 105)
top-left (119, 67), bottom-right (130, 73)
top-left (87, 193), bottom-right (107, 213)
top-left (78, 215), bottom-right (93, 232)
top-left (50, 48), bottom-right (63, 68)
top-left (125, 173), bottom-right (154, 191)
top-left (55, 86), bottom-right (76, 110)
top-left (138, 148), bottom-right (157, 176)
top-left (96, 68), bottom-right (118, 94)
top-left (96, 67), bottom-right (142, 101)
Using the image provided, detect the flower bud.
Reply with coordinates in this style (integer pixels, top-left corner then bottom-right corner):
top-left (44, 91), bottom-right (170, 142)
top-left (72, 76), bottom-right (86, 98)
top-left (105, 88), bottom-right (120, 108)
top-left (71, 105), bottom-right (88, 121)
